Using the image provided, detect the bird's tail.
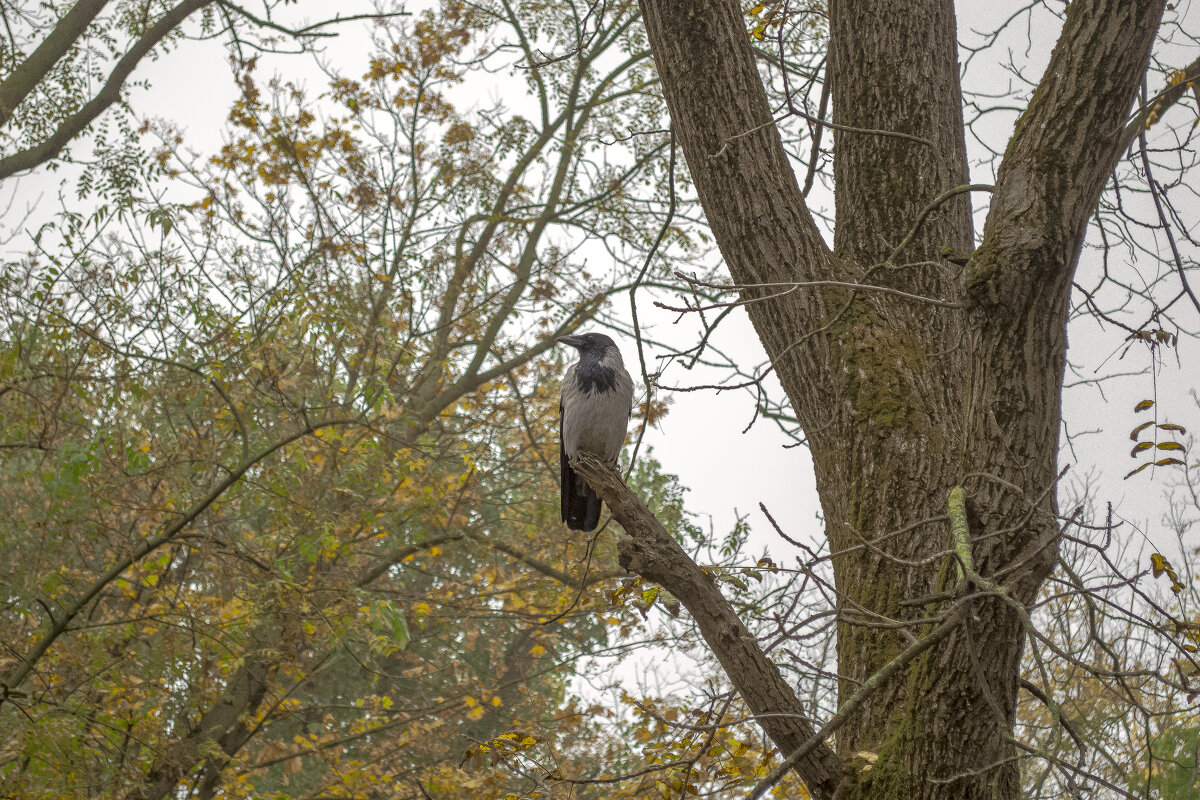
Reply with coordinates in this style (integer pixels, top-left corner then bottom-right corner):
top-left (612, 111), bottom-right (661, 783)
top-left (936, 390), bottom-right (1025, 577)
top-left (561, 462), bottom-right (602, 532)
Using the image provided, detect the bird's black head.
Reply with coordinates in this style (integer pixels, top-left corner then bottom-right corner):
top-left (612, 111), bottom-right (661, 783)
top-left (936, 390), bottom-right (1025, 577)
top-left (556, 332), bottom-right (616, 357)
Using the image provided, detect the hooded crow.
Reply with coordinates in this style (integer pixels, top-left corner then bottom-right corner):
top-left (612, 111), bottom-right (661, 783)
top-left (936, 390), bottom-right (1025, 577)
top-left (557, 333), bottom-right (634, 531)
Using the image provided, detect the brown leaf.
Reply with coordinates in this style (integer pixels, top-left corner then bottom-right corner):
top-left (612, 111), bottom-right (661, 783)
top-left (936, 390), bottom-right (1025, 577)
top-left (1124, 462), bottom-right (1153, 479)
top-left (1130, 421), bottom-right (1155, 440)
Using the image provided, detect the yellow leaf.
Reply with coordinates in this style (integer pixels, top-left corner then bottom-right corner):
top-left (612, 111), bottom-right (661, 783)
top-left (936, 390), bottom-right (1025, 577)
top-left (1134, 399), bottom-right (1155, 412)
top-left (491, 696), bottom-right (502, 706)
top-left (1154, 458), bottom-right (1185, 468)
top-left (467, 706), bottom-right (485, 721)
top-left (528, 643), bottom-right (546, 656)
top-left (1131, 441), bottom-right (1154, 457)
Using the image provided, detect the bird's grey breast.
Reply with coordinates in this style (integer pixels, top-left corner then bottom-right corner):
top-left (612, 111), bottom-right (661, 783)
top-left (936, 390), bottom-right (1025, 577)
top-left (561, 354), bottom-right (633, 464)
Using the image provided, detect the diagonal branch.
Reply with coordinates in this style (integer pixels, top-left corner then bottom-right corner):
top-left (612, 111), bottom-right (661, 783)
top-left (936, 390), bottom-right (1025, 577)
top-left (0, 0), bottom-right (212, 181)
top-left (0, 0), bottom-right (113, 127)
top-left (637, 0), bottom-right (835, 423)
top-left (571, 452), bottom-right (844, 800)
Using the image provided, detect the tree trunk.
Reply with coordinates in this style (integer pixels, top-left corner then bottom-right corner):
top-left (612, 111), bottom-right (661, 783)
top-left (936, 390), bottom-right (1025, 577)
top-left (635, 1), bottom-right (1167, 798)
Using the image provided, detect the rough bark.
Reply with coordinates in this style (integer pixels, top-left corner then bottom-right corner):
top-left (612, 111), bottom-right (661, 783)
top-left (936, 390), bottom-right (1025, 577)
top-left (634, 1), bottom-right (1168, 798)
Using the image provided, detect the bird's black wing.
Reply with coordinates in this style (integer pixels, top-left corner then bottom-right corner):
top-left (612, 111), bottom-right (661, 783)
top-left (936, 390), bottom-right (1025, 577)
top-left (560, 398), bottom-right (570, 524)
top-left (560, 398), bottom-right (602, 531)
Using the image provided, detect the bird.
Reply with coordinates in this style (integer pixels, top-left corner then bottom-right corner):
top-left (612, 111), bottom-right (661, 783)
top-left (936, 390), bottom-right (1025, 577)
top-left (557, 332), bottom-right (634, 531)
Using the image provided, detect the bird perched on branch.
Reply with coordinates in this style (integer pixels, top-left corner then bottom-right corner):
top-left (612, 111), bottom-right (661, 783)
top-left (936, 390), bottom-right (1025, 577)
top-left (557, 332), bottom-right (634, 531)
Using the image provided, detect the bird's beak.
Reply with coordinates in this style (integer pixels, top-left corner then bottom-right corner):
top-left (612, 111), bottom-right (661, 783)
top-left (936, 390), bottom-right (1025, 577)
top-left (556, 335), bottom-right (586, 349)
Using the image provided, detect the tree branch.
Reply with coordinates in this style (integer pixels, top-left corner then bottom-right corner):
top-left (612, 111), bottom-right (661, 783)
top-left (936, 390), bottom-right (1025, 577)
top-left (1118, 55), bottom-right (1200, 158)
top-left (0, 0), bottom-right (112, 127)
top-left (637, 0), bottom-right (835, 422)
top-left (570, 452), bottom-right (844, 800)
top-left (972, 0), bottom-right (1167, 301)
top-left (0, 0), bottom-right (212, 181)
top-left (215, 1), bottom-right (407, 39)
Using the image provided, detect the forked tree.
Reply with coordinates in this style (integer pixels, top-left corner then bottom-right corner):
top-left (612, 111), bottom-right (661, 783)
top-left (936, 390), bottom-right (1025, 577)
top-left (575, 2), bottom-right (1199, 799)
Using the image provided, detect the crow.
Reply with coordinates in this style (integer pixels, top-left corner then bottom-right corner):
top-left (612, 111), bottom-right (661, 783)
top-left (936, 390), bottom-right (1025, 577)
top-left (557, 333), bottom-right (634, 531)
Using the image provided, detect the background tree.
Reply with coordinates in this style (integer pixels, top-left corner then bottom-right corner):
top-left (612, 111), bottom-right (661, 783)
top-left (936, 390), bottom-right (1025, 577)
top-left (0, 3), bottom-right (729, 798)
